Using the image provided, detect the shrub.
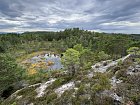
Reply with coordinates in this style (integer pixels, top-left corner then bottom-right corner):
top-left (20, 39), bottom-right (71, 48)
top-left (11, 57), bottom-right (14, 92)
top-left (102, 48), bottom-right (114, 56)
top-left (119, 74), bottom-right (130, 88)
top-left (46, 92), bottom-right (57, 104)
top-left (11, 102), bottom-right (17, 105)
top-left (98, 51), bottom-right (110, 61)
top-left (0, 54), bottom-right (24, 99)
top-left (118, 60), bottom-right (123, 66)
top-left (77, 84), bottom-right (85, 95)
top-left (115, 69), bottom-right (127, 79)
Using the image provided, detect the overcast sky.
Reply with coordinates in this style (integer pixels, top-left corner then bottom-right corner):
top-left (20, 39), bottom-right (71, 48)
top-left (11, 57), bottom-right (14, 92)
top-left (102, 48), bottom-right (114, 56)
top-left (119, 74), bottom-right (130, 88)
top-left (0, 0), bottom-right (140, 33)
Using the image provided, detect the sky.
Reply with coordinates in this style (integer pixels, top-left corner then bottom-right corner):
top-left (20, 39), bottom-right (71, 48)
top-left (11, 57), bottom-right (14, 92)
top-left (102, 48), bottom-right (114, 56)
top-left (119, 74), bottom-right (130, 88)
top-left (0, 0), bottom-right (140, 34)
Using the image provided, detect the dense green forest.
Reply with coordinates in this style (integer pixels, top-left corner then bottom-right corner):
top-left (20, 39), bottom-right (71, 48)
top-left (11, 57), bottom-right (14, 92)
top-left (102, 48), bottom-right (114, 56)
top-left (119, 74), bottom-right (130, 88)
top-left (0, 28), bottom-right (140, 105)
top-left (1, 28), bottom-right (140, 55)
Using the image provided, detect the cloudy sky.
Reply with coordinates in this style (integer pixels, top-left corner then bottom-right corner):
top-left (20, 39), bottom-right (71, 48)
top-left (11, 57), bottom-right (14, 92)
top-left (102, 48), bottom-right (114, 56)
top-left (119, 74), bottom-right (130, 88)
top-left (0, 0), bottom-right (140, 33)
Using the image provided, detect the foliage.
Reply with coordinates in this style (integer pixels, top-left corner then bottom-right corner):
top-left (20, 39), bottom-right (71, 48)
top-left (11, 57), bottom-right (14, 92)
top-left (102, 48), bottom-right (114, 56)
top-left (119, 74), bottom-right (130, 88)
top-left (0, 28), bottom-right (135, 57)
top-left (98, 51), bottom-right (110, 61)
top-left (73, 44), bottom-right (84, 53)
top-left (77, 84), bottom-right (85, 95)
top-left (61, 48), bottom-right (80, 75)
top-left (11, 102), bottom-right (17, 105)
top-left (116, 74), bottom-right (140, 104)
top-left (44, 92), bottom-right (57, 104)
top-left (127, 47), bottom-right (140, 64)
top-left (0, 54), bottom-right (24, 96)
top-left (127, 47), bottom-right (140, 55)
top-left (0, 28), bottom-right (140, 104)
top-left (118, 60), bottom-right (123, 66)
top-left (92, 73), bottom-right (111, 93)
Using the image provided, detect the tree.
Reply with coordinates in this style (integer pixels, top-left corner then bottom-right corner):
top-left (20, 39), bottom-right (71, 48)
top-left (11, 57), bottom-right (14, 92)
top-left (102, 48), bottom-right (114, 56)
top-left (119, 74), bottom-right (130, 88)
top-left (127, 47), bottom-right (140, 64)
top-left (73, 44), bottom-right (84, 53)
top-left (98, 51), bottom-right (110, 61)
top-left (127, 47), bottom-right (140, 55)
top-left (0, 46), bottom-right (5, 53)
top-left (0, 54), bottom-right (23, 98)
top-left (92, 73), bottom-right (111, 93)
top-left (61, 48), bottom-right (80, 76)
top-left (73, 44), bottom-right (96, 70)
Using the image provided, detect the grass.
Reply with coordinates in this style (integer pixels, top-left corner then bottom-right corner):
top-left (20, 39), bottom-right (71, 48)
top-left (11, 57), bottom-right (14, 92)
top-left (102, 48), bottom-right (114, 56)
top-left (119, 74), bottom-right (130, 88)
top-left (16, 50), bottom-right (51, 63)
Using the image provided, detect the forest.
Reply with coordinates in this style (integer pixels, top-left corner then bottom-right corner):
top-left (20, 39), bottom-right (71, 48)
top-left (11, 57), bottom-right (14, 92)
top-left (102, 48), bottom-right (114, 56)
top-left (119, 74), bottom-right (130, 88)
top-left (0, 28), bottom-right (140, 105)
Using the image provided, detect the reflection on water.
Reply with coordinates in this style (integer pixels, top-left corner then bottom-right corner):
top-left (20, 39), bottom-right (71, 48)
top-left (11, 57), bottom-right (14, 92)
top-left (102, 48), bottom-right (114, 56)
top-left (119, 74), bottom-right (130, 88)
top-left (30, 53), bottom-right (63, 71)
top-left (44, 54), bottom-right (63, 70)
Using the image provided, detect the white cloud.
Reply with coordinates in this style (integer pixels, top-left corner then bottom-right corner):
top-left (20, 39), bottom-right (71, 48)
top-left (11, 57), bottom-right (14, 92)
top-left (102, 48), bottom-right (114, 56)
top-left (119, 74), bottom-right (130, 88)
top-left (0, 0), bottom-right (140, 33)
top-left (0, 18), bottom-right (22, 25)
top-left (101, 21), bottom-right (140, 27)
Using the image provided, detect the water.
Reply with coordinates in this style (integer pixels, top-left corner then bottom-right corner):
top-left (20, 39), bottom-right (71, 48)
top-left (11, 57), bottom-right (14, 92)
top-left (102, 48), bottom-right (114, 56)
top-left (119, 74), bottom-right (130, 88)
top-left (44, 54), bottom-right (63, 70)
top-left (30, 53), bottom-right (63, 71)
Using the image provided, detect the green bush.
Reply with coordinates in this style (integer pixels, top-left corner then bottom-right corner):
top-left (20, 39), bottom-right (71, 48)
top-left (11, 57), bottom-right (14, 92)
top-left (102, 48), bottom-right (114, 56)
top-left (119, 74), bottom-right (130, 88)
top-left (46, 92), bottom-right (57, 104)
top-left (11, 102), bottom-right (17, 105)
top-left (115, 69), bottom-right (127, 79)
top-left (0, 54), bottom-right (24, 98)
top-left (48, 76), bottom-right (72, 89)
top-left (77, 84), bottom-right (85, 95)
top-left (118, 60), bottom-right (123, 66)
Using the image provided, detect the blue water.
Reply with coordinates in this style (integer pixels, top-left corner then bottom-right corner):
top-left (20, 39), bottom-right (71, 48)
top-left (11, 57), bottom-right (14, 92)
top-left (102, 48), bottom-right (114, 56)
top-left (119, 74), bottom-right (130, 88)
top-left (30, 53), bottom-right (63, 71)
top-left (44, 54), bottom-right (63, 70)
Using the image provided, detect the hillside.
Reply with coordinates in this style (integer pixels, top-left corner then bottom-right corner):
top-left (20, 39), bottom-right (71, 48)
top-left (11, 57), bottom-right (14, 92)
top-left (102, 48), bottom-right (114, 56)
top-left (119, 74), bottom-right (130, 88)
top-left (0, 29), bottom-right (140, 105)
top-left (2, 54), bottom-right (140, 105)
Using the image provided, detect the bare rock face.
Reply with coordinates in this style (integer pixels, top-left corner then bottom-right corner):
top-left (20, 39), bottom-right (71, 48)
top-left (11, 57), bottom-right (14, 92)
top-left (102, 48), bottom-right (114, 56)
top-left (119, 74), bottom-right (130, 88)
top-left (55, 82), bottom-right (75, 97)
top-left (36, 78), bottom-right (56, 98)
top-left (92, 54), bottom-right (129, 73)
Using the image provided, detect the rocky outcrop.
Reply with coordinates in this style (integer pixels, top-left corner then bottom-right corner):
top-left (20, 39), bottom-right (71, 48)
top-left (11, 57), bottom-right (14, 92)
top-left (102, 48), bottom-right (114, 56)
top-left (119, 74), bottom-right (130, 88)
top-left (127, 65), bottom-right (140, 75)
top-left (3, 54), bottom-right (139, 105)
top-left (36, 78), bottom-right (56, 98)
top-left (55, 82), bottom-right (75, 97)
top-left (91, 54), bottom-right (132, 73)
top-left (90, 54), bottom-right (134, 104)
